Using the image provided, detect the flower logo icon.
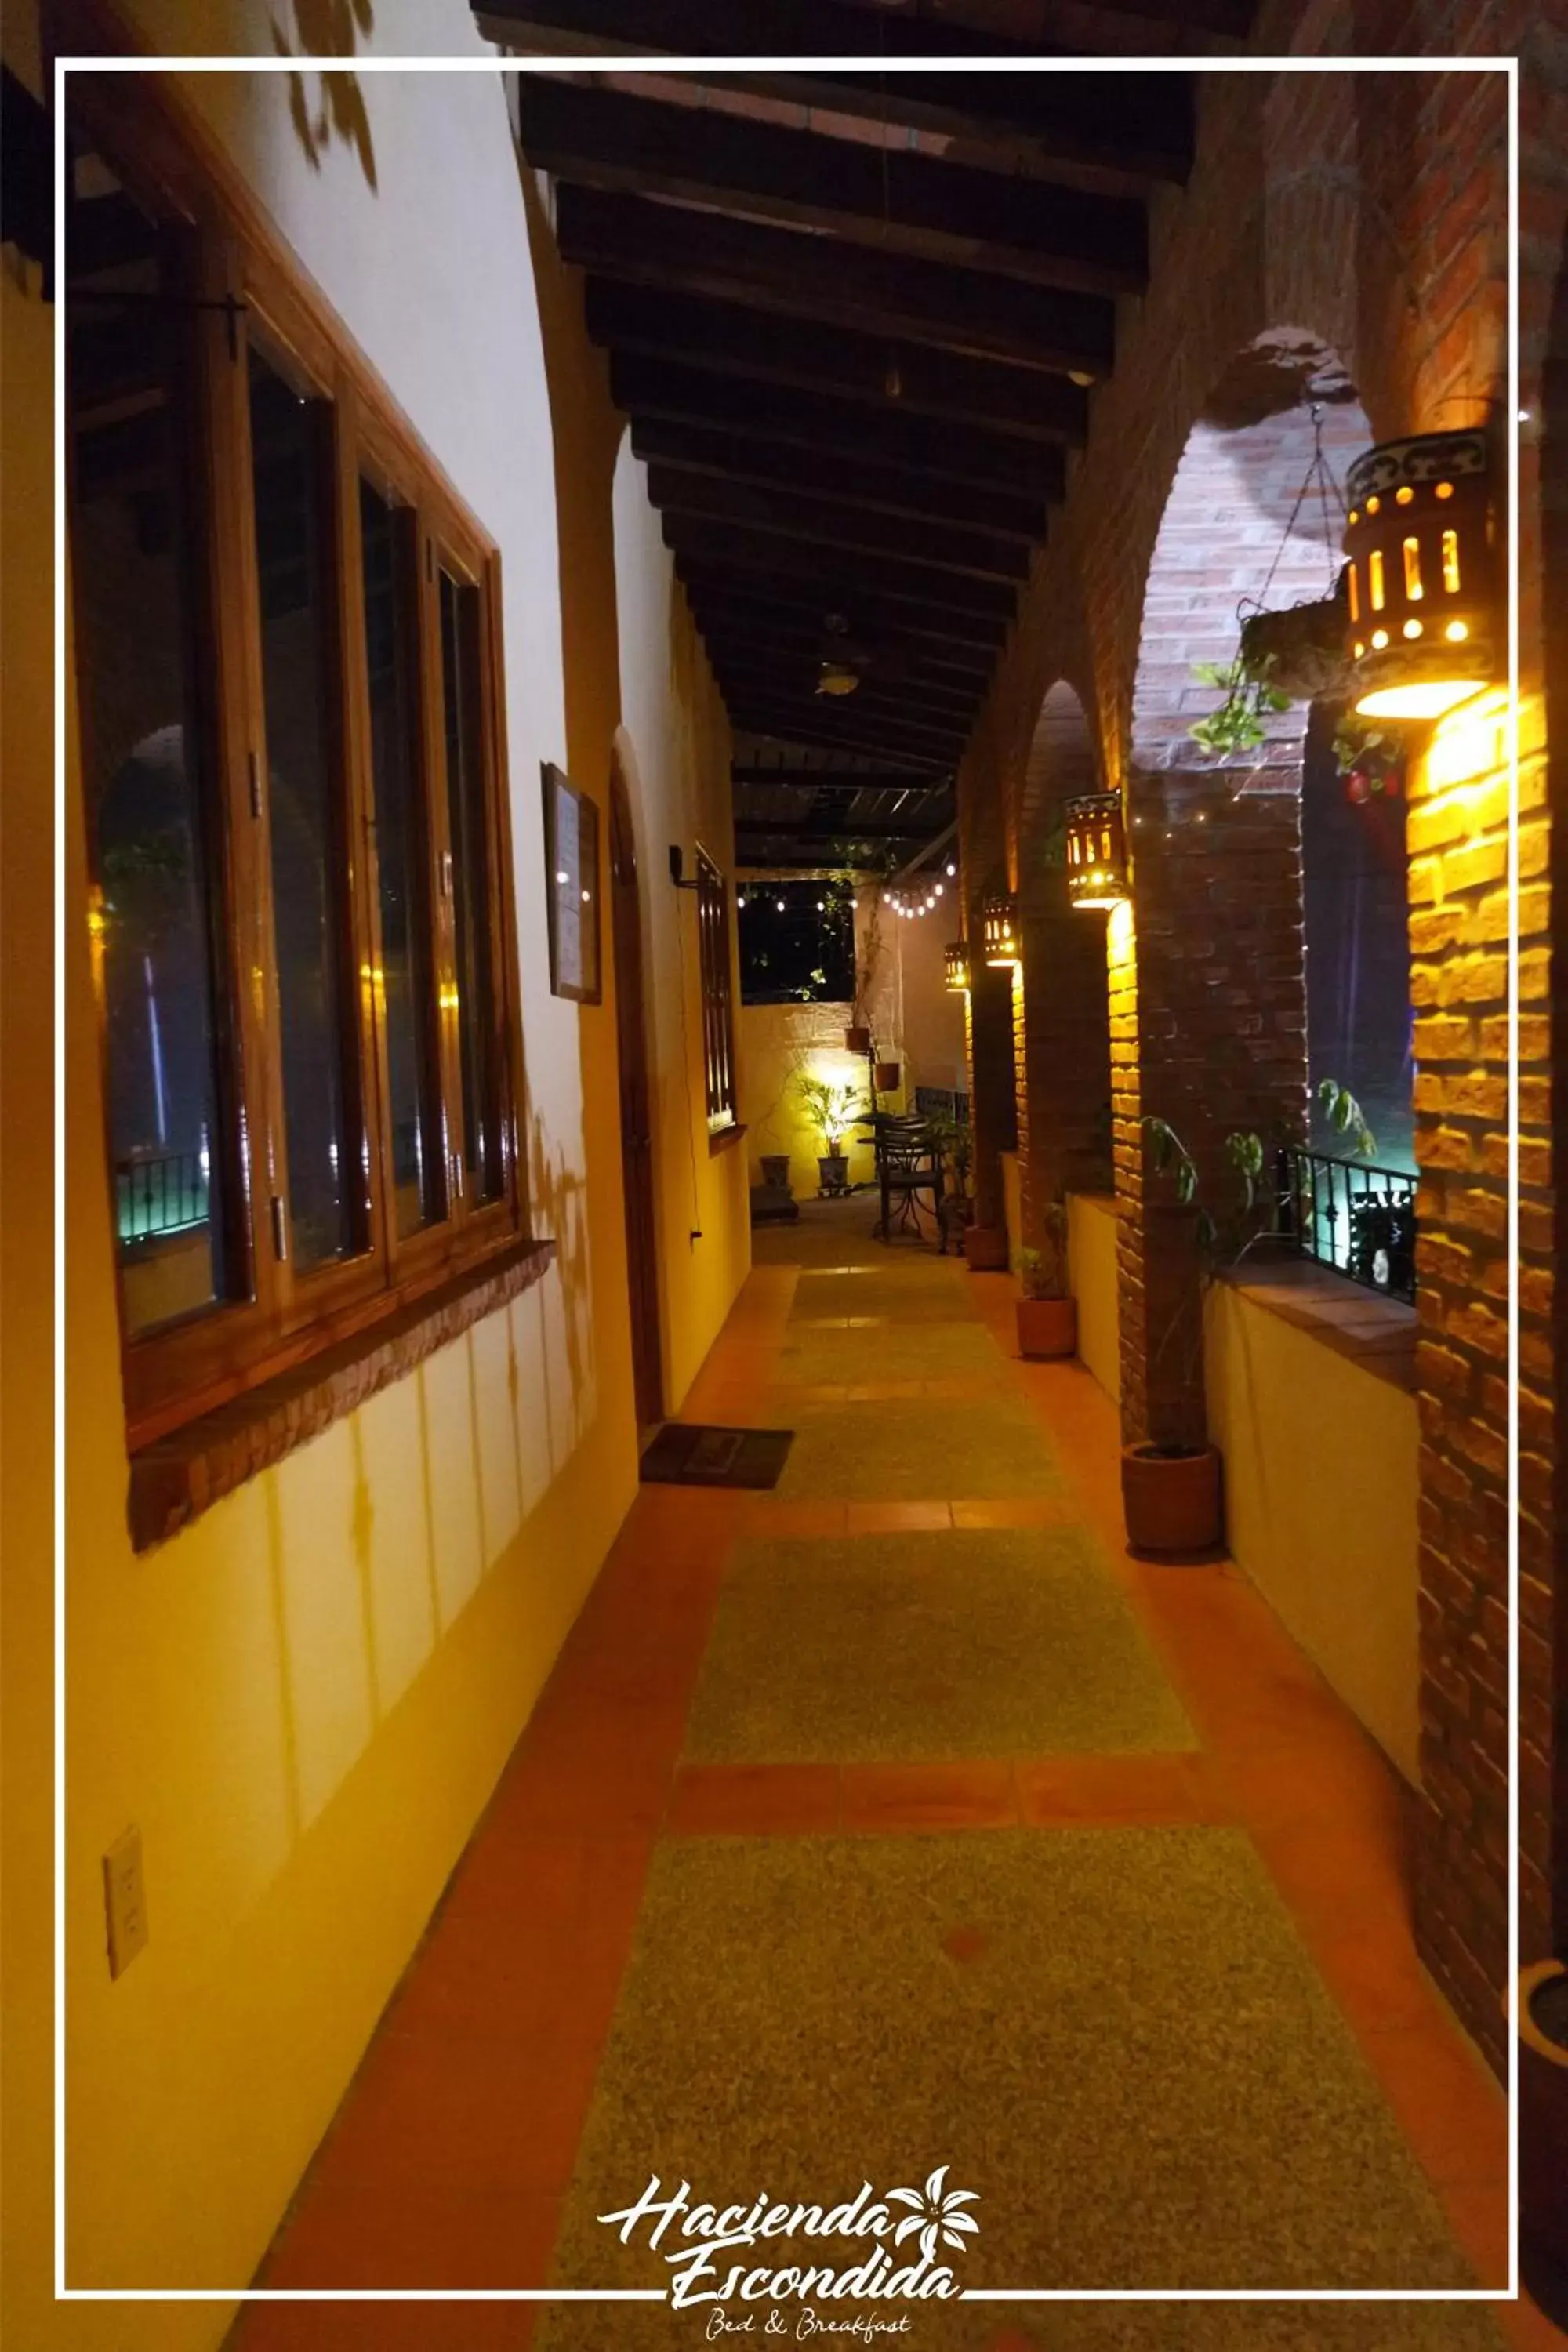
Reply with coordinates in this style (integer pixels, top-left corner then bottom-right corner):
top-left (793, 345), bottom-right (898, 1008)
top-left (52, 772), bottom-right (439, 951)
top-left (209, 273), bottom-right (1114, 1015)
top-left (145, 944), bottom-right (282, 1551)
top-left (887, 2165), bottom-right (980, 2263)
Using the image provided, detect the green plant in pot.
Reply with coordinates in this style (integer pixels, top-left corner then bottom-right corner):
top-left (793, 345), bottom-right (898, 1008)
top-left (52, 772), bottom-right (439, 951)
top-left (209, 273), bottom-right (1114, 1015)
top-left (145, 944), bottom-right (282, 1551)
top-left (925, 1108), bottom-right (975, 1252)
top-left (795, 1074), bottom-right (863, 1199)
top-left (1187, 652), bottom-right (1291, 760)
top-left (1125, 1081), bottom-right (1377, 1556)
top-left (1015, 1204), bottom-right (1076, 1361)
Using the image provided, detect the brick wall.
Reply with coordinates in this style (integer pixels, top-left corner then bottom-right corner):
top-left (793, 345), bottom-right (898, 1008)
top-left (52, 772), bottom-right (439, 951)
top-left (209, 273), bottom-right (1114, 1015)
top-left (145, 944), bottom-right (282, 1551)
top-left (953, 28), bottom-right (1559, 2069)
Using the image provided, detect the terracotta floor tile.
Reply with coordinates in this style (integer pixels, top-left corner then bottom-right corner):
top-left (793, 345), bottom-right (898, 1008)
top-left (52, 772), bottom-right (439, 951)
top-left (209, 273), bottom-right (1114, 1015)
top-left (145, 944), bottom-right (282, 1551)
top-left (951, 1496), bottom-right (1071, 1530)
top-left (1503, 2289), bottom-right (1568, 2350)
top-left (840, 1759), bottom-right (1017, 1831)
top-left (668, 1762), bottom-right (841, 1835)
top-left (1301, 1914), bottom-right (1451, 2036)
top-left (742, 1497), bottom-right (849, 1538)
top-left (844, 1499), bottom-right (954, 1533)
top-left (265, 2184), bottom-right (561, 2289)
top-left (1359, 2022), bottom-right (1508, 2187)
top-left (1015, 1752), bottom-right (1206, 1825)
top-left (235, 2299), bottom-right (535, 2351)
top-left (1439, 2178), bottom-right (1512, 2289)
top-left (309, 2031), bottom-right (601, 2200)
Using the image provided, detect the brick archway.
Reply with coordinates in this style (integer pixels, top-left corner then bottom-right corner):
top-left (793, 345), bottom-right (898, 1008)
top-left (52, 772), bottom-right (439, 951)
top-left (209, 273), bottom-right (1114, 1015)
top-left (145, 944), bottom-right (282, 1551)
top-left (1116, 337), bottom-right (1371, 1446)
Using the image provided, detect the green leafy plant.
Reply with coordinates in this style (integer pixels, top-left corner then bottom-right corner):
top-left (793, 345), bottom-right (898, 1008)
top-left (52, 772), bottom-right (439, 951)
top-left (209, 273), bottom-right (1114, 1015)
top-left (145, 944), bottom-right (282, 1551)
top-left (1187, 652), bottom-right (1290, 758)
top-left (1316, 1076), bottom-right (1377, 1160)
top-left (795, 1074), bottom-right (864, 1159)
top-left (1018, 1200), bottom-right (1068, 1300)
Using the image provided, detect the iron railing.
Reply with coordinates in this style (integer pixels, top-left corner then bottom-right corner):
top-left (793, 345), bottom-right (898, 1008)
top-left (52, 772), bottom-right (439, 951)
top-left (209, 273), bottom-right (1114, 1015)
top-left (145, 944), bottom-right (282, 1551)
top-left (115, 1149), bottom-right (209, 1244)
top-left (1274, 1144), bottom-right (1417, 1305)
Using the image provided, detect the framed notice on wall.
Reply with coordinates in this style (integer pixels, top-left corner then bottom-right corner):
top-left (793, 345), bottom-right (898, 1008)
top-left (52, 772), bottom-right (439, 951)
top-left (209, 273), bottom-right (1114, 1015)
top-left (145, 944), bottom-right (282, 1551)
top-left (542, 762), bottom-right (601, 1004)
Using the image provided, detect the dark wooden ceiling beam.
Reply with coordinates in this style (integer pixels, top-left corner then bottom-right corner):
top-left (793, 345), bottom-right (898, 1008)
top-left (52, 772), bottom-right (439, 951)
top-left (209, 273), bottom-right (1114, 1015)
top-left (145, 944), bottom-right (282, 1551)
top-left (698, 620), bottom-right (992, 696)
top-left (674, 557), bottom-right (1009, 653)
top-left (557, 186), bottom-right (1116, 378)
top-left (477, 13), bottom-right (1201, 183)
top-left (706, 640), bottom-right (981, 711)
top-left (732, 765), bottom-right (946, 791)
top-left (665, 514), bottom-right (1016, 624)
top-left (714, 671), bottom-right (979, 740)
top-left (648, 465), bottom-right (1029, 584)
top-left (613, 353), bottom-right (1068, 498)
top-left (727, 695), bottom-right (967, 760)
top-left (629, 417), bottom-right (1046, 543)
top-left (735, 815), bottom-right (946, 842)
top-left (684, 579), bottom-right (1000, 668)
top-left (517, 78), bottom-right (1146, 297)
top-left (594, 289), bottom-right (1086, 449)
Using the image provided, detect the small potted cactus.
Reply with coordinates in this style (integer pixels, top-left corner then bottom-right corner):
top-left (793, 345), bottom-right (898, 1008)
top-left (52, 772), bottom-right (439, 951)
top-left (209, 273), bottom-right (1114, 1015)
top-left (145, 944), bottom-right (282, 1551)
top-left (1015, 1207), bottom-right (1076, 1359)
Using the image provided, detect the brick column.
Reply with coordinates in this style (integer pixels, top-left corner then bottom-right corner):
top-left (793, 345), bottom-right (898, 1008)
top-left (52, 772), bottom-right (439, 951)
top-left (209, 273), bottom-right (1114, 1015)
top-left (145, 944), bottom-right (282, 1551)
top-left (1406, 688), bottom-right (1541, 2073)
top-left (1016, 882), bottom-right (1114, 1258)
top-left (967, 946), bottom-right (1016, 1239)
top-left (1114, 765), bottom-right (1310, 1448)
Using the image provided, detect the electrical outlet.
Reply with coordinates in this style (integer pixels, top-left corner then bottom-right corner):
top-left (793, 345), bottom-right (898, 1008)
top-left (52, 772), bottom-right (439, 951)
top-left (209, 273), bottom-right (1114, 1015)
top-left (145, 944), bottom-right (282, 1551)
top-left (103, 1826), bottom-right (148, 1979)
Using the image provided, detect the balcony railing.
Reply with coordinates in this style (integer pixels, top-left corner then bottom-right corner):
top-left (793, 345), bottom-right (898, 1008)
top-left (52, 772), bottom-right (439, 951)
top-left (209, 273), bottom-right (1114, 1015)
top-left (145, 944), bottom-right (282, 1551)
top-left (115, 1149), bottom-right (210, 1245)
top-left (1274, 1144), bottom-right (1416, 1305)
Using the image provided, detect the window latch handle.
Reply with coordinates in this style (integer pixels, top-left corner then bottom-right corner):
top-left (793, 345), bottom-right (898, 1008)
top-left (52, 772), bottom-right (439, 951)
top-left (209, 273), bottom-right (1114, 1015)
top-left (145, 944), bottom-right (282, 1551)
top-left (270, 1193), bottom-right (288, 1262)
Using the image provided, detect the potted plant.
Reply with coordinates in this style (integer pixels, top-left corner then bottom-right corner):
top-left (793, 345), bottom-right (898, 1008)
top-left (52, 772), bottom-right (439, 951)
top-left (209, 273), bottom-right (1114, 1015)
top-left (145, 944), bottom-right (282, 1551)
top-left (1016, 1207), bottom-right (1076, 1359)
top-left (1187, 650), bottom-right (1292, 759)
top-left (1126, 1080), bottom-right (1377, 1555)
top-left (759, 1153), bottom-right (792, 1189)
top-left (795, 1073), bottom-right (862, 1198)
top-left (1518, 1958), bottom-right (1568, 2321)
top-left (925, 1109), bottom-right (975, 1254)
top-left (1237, 574), bottom-right (1352, 702)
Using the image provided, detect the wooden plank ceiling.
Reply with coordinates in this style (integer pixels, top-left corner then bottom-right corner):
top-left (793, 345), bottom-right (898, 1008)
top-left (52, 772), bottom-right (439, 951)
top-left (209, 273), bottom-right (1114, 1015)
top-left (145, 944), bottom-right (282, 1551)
top-left (480, 0), bottom-right (1254, 868)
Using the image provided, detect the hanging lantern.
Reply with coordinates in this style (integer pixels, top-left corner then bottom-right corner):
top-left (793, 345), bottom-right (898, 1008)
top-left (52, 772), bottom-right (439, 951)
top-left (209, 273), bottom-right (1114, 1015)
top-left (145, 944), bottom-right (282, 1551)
top-left (1064, 790), bottom-right (1128, 909)
top-left (982, 893), bottom-right (1020, 967)
top-left (944, 938), bottom-right (971, 993)
top-left (1343, 429), bottom-right (1496, 720)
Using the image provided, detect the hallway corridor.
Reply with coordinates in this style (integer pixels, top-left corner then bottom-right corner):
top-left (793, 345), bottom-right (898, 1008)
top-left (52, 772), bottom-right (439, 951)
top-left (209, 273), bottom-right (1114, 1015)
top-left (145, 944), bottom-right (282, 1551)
top-left (231, 1206), bottom-right (1531, 2351)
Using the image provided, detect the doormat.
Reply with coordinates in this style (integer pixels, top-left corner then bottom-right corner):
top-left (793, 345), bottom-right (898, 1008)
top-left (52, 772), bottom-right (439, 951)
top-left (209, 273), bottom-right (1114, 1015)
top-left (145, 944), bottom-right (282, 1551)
top-left (639, 1423), bottom-right (794, 1489)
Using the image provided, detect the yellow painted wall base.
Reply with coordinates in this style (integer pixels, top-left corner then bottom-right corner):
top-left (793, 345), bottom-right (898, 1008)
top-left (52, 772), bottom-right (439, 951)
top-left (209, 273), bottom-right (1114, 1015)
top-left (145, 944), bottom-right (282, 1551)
top-left (1205, 1279), bottom-right (1420, 1783)
top-left (1067, 1192), bottom-right (1121, 1406)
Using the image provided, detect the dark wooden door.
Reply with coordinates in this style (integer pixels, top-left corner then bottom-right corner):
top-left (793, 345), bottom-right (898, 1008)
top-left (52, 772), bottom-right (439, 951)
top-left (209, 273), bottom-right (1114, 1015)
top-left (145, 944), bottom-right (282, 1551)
top-left (610, 758), bottom-right (664, 1429)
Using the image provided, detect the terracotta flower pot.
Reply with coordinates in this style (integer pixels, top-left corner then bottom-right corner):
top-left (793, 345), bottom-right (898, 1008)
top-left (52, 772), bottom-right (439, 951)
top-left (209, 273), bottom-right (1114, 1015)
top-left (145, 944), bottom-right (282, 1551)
top-left (1518, 1960), bottom-right (1568, 2310)
top-left (964, 1225), bottom-right (1008, 1272)
top-left (1017, 1294), bottom-right (1076, 1359)
top-left (873, 1060), bottom-right (902, 1092)
top-left (1120, 1442), bottom-right (1222, 1555)
top-left (844, 1025), bottom-right (872, 1056)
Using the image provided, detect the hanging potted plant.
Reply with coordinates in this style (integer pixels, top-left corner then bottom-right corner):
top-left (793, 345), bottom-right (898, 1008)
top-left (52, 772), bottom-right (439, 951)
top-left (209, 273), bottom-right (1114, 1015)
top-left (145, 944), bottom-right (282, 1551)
top-left (1188, 651), bottom-right (1292, 759)
top-left (1237, 572), bottom-right (1352, 703)
top-left (1234, 403), bottom-right (1355, 703)
top-left (1016, 1203), bottom-right (1075, 1359)
top-left (795, 1073), bottom-right (862, 1199)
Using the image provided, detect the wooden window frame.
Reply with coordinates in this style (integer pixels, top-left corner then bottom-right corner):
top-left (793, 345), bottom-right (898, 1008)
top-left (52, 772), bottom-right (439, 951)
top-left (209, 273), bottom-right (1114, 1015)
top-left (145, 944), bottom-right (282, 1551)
top-left (694, 845), bottom-right (738, 1138)
top-left (65, 67), bottom-right (530, 1452)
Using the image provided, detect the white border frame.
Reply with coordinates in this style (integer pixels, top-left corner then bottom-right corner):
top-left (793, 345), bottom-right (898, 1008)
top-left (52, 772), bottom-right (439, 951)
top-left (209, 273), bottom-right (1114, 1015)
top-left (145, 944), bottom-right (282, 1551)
top-left (52, 43), bottom-right (1523, 2316)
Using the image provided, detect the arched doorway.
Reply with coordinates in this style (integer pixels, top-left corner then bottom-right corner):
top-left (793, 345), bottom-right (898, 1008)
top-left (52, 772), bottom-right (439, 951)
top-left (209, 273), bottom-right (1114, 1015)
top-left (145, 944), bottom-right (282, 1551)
top-left (609, 732), bottom-right (663, 1429)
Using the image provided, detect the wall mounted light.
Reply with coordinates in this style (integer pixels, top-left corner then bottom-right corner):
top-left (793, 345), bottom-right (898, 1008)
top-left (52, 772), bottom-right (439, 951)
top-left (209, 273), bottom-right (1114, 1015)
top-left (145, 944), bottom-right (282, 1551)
top-left (1064, 790), bottom-right (1129, 909)
top-left (982, 892), bottom-right (1020, 967)
top-left (1344, 429), bottom-right (1495, 720)
top-left (944, 939), bottom-right (971, 993)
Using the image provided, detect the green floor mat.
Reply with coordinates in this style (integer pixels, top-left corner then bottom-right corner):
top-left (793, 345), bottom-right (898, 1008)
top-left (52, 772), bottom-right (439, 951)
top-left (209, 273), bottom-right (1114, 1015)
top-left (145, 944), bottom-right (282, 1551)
top-left (775, 1319), bottom-right (1004, 1385)
top-left (537, 1831), bottom-right (1497, 2347)
top-left (777, 1395), bottom-right (1061, 1501)
top-left (684, 1527), bottom-right (1193, 1761)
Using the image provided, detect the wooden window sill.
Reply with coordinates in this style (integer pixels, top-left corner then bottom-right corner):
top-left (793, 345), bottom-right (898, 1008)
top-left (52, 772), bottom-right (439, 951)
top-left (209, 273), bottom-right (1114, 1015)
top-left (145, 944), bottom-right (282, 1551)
top-left (708, 1122), bottom-right (747, 1156)
top-left (128, 1238), bottom-right (557, 1552)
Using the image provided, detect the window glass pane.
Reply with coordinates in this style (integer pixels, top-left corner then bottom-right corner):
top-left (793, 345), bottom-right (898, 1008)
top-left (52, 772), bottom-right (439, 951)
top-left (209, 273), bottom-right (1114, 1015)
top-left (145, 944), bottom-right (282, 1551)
top-left (439, 570), bottom-right (503, 1204)
top-left (360, 481), bottom-right (441, 1237)
top-left (249, 345), bottom-right (356, 1268)
top-left (67, 155), bottom-right (232, 1337)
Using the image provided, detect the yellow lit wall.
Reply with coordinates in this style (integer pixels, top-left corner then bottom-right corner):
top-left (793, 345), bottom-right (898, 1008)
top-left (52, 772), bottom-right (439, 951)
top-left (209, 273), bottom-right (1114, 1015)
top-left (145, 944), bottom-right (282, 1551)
top-left (1067, 1192), bottom-right (1122, 1405)
top-left (3, 16), bottom-right (746, 2349)
top-left (1204, 1283), bottom-right (1421, 1781)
